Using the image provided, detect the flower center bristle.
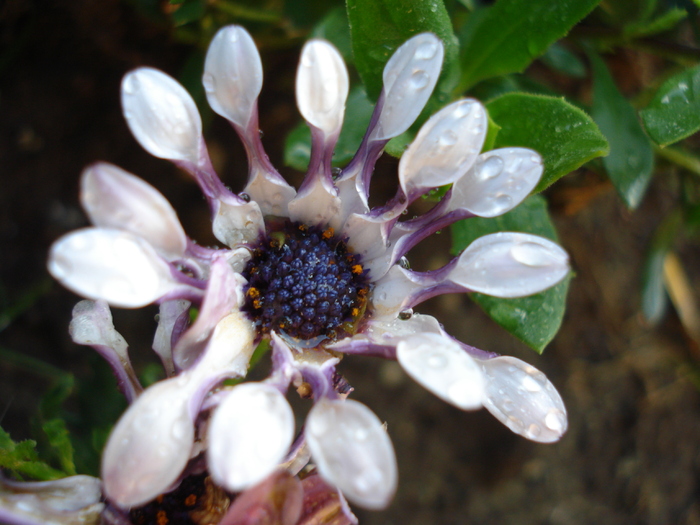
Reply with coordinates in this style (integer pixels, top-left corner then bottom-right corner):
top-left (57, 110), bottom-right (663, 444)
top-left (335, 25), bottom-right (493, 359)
top-left (242, 221), bottom-right (370, 342)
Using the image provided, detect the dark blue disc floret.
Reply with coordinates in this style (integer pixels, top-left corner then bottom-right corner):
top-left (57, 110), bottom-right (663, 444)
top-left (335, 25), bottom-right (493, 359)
top-left (241, 221), bottom-right (370, 341)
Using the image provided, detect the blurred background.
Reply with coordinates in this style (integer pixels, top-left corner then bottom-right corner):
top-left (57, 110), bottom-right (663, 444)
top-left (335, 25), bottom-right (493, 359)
top-left (2, 0), bottom-right (700, 523)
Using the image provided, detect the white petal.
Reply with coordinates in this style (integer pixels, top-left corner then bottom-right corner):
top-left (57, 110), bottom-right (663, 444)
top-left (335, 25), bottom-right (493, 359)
top-left (194, 311), bottom-right (256, 376)
top-left (373, 33), bottom-right (444, 141)
top-left (397, 333), bottom-right (484, 410)
top-left (286, 175), bottom-right (341, 226)
top-left (203, 25), bottom-right (263, 128)
top-left (208, 383), bottom-right (294, 491)
top-left (450, 232), bottom-right (569, 297)
top-left (244, 166), bottom-right (297, 217)
top-left (102, 377), bottom-right (195, 507)
top-left (370, 265), bottom-right (423, 317)
top-left (448, 148), bottom-right (543, 218)
top-left (365, 313), bottom-right (442, 340)
top-left (296, 40), bottom-right (349, 135)
top-left (80, 162), bottom-right (187, 260)
top-left (480, 356), bottom-right (567, 443)
top-left (122, 67), bottom-right (202, 163)
top-left (48, 228), bottom-right (181, 308)
top-left (306, 399), bottom-right (397, 510)
top-left (69, 300), bottom-right (128, 361)
top-left (212, 197), bottom-right (265, 247)
top-left (399, 99), bottom-right (486, 194)
top-left (152, 299), bottom-right (190, 376)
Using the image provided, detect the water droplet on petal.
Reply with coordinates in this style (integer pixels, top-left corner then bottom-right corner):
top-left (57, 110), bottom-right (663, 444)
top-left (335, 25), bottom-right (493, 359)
top-left (510, 242), bottom-right (551, 267)
top-left (525, 424), bottom-right (541, 439)
top-left (409, 70), bottom-right (430, 90)
top-left (545, 409), bottom-right (566, 432)
top-left (439, 129), bottom-right (458, 146)
top-left (476, 156), bottom-right (504, 181)
top-left (239, 192), bottom-right (251, 202)
top-left (398, 256), bottom-right (410, 269)
top-left (398, 308), bottom-right (413, 320)
top-left (202, 73), bottom-right (215, 94)
top-left (414, 40), bottom-right (438, 60)
top-left (520, 375), bottom-right (542, 393)
top-left (427, 353), bottom-right (448, 369)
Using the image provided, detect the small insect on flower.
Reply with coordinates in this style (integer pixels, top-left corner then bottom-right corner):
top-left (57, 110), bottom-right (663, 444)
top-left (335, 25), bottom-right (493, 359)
top-left (41, 24), bottom-right (569, 525)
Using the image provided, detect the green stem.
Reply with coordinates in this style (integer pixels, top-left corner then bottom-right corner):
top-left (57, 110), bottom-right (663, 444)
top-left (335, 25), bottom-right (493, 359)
top-left (655, 145), bottom-right (700, 177)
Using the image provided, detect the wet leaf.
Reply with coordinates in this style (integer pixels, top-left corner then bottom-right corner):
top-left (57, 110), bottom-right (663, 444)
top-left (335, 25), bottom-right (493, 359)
top-left (590, 51), bottom-right (654, 209)
top-left (640, 64), bottom-right (700, 147)
top-left (451, 195), bottom-right (570, 353)
top-left (486, 93), bottom-right (609, 192)
top-left (456, 0), bottom-right (601, 91)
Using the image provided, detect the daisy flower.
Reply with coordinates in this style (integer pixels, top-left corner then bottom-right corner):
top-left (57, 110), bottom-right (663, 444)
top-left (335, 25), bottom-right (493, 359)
top-left (43, 25), bottom-right (569, 523)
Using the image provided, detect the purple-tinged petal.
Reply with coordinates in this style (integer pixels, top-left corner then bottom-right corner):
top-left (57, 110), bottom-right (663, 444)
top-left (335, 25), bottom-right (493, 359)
top-left (397, 333), bottom-right (484, 410)
top-left (370, 265), bottom-right (426, 317)
top-left (372, 33), bottom-right (444, 141)
top-left (296, 40), bottom-right (348, 136)
top-left (212, 195), bottom-right (265, 248)
top-left (122, 68), bottom-right (202, 164)
top-left (208, 383), bottom-right (295, 491)
top-left (102, 376), bottom-right (196, 508)
top-left (48, 227), bottom-right (197, 308)
top-left (0, 475), bottom-right (103, 525)
top-left (450, 232), bottom-right (569, 297)
top-left (297, 474), bottom-right (358, 525)
top-left (306, 399), bottom-right (397, 510)
top-left (203, 25), bottom-right (262, 129)
top-left (152, 299), bottom-right (190, 376)
top-left (399, 99), bottom-right (486, 197)
top-left (80, 162), bottom-right (187, 260)
top-left (173, 256), bottom-right (246, 370)
top-left (329, 313), bottom-right (442, 359)
top-left (287, 174), bottom-right (341, 228)
top-left (445, 148), bottom-right (543, 218)
top-left (479, 356), bottom-right (568, 443)
top-left (218, 470), bottom-right (303, 525)
top-left (70, 300), bottom-right (142, 402)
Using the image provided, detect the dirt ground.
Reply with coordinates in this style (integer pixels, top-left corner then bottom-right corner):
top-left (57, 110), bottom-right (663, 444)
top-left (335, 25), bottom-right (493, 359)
top-left (2, 2), bottom-right (700, 524)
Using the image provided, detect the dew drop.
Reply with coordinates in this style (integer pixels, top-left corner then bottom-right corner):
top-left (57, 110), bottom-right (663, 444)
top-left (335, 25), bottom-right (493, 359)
top-left (525, 424), bottom-right (541, 439)
top-left (331, 167), bottom-right (342, 179)
top-left (202, 73), bottom-right (216, 94)
top-left (409, 70), bottom-right (430, 90)
top-left (452, 102), bottom-right (472, 118)
top-left (239, 192), bottom-right (251, 202)
top-left (439, 129), bottom-right (458, 147)
top-left (426, 352), bottom-right (448, 369)
top-left (510, 242), bottom-right (551, 267)
top-left (228, 29), bottom-right (239, 43)
top-left (415, 40), bottom-right (438, 60)
top-left (258, 129), bottom-right (264, 139)
top-left (476, 156), bottom-right (504, 181)
top-left (398, 256), bottom-right (410, 269)
top-left (398, 308), bottom-right (413, 320)
top-left (492, 193), bottom-right (513, 213)
top-left (520, 375), bottom-right (542, 393)
top-left (545, 409), bottom-right (565, 432)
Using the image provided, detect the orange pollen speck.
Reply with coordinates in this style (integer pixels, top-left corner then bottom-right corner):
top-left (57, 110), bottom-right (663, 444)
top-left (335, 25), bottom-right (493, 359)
top-left (247, 287), bottom-right (260, 298)
top-left (156, 510), bottom-right (169, 525)
top-left (351, 264), bottom-right (363, 274)
top-left (352, 307), bottom-right (360, 317)
top-left (322, 228), bottom-right (334, 239)
top-left (253, 299), bottom-right (262, 309)
top-left (185, 494), bottom-right (197, 507)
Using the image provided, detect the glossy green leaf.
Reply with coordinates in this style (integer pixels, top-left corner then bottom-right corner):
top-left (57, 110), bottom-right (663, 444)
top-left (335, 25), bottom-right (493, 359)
top-left (640, 65), bottom-right (700, 147)
top-left (284, 86), bottom-right (375, 171)
top-left (456, 0), bottom-right (601, 91)
top-left (0, 427), bottom-right (65, 481)
top-left (346, 0), bottom-right (459, 101)
top-left (541, 43), bottom-right (586, 78)
top-left (590, 52), bottom-right (654, 209)
top-left (451, 195), bottom-right (569, 353)
top-left (486, 93), bottom-right (609, 192)
top-left (311, 6), bottom-right (353, 63)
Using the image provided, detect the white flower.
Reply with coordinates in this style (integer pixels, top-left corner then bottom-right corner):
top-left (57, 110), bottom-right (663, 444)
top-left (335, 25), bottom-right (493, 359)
top-left (47, 25), bottom-right (570, 516)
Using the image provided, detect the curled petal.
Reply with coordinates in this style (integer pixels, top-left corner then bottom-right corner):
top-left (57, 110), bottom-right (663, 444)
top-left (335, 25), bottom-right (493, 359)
top-left (452, 232), bottom-right (569, 298)
top-left (296, 40), bottom-right (349, 135)
top-left (152, 299), bottom-right (190, 376)
top-left (306, 399), bottom-right (397, 510)
top-left (480, 356), bottom-right (567, 443)
top-left (399, 99), bottom-right (486, 195)
top-left (397, 333), bottom-right (484, 410)
top-left (122, 68), bottom-right (202, 163)
top-left (204, 25), bottom-right (263, 129)
top-left (102, 377), bottom-right (196, 508)
top-left (373, 33), bottom-right (444, 141)
top-left (80, 162), bottom-right (187, 260)
top-left (209, 383), bottom-right (295, 492)
top-left (48, 228), bottom-right (186, 308)
top-left (219, 470), bottom-right (303, 525)
top-left (447, 148), bottom-right (543, 218)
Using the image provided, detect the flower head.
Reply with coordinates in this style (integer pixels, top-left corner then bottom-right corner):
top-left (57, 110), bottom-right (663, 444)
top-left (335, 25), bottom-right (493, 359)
top-left (46, 25), bottom-right (569, 521)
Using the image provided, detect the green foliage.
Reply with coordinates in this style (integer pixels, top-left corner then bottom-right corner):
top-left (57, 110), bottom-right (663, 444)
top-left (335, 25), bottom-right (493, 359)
top-left (0, 427), bottom-right (65, 481)
top-left (641, 65), bottom-right (700, 147)
top-left (589, 51), bottom-right (654, 209)
top-left (456, 0), bottom-right (602, 91)
top-left (486, 93), bottom-right (610, 192)
top-left (451, 196), bottom-right (570, 353)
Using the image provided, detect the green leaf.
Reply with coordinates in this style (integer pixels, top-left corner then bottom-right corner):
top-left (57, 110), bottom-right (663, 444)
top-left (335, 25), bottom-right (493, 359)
top-left (623, 7), bottom-right (686, 39)
top-left (346, 0), bottom-right (460, 101)
top-left (540, 43), bottom-right (586, 78)
top-left (486, 93), bottom-right (610, 192)
top-left (589, 52), bottom-right (654, 209)
top-left (284, 86), bottom-right (375, 171)
top-left (170, 0), bottom-right (205, 26)
top-left (482, 112), bottom-right (501, 152)
top-left (0, 427), bottom-right (65, 481)
top-left (456, 0), bottom-right (601, 91)
top-left (311, 6), bottom-right (353, 63)
top-left (41, 419), bottom-right (76, 476)
top-left (640, 65), bottom-right (700, 147)
top-left (451, 195), bottom-right (569, 353)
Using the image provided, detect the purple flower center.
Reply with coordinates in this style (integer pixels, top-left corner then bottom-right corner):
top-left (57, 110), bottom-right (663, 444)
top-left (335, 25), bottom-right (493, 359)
top-left (242, 221), bottom-right (370, 341)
